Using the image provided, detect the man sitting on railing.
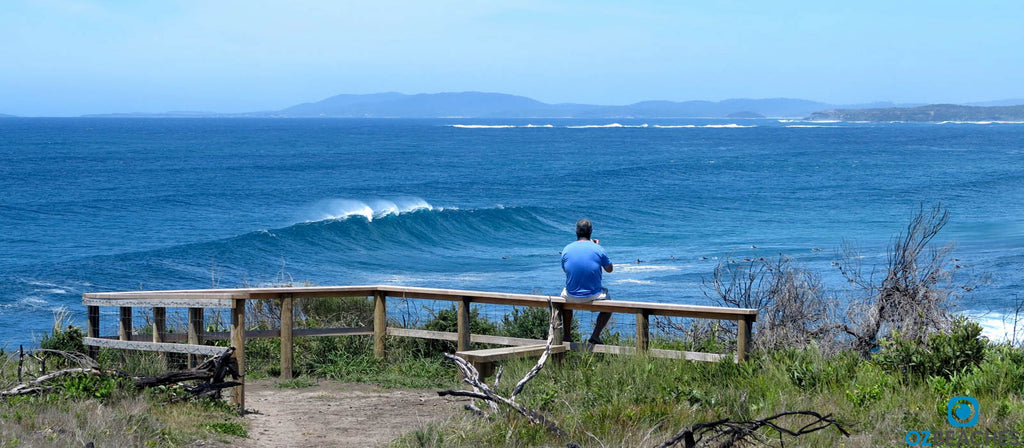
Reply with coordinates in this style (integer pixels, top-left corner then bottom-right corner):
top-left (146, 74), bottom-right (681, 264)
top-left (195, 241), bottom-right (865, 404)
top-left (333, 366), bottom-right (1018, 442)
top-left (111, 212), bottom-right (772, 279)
top-left (560, 218), bottom-right (614, 345)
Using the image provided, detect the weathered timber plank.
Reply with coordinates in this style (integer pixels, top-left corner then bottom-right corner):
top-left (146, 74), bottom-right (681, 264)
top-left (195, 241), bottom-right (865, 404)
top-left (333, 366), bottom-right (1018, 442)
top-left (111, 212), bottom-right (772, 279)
top-left (83, 298), bottom-right (234, 308)
top-left (293, 327), bottom-right (373, 337)
top-left (386, 328), bottom-right (547, 347)
top-left (387, 328), bottom-right (459, 342)
top-left (563, 343), bottom-right (727, 363)
top-left (456, 344), bottom-right (568, 362)
top-left (84, 338), bottom-right (226, 356)
top-left (649, 348), bottom-right (728, 363)
top-left (473, 334), bottom-right (547, 346)
top-left (140, 327), bottom-right (371, 343)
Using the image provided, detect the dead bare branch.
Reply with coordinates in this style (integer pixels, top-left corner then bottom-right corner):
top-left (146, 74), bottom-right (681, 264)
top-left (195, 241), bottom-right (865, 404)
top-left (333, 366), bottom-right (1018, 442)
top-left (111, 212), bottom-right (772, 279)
top-left (658, 411), bottom-right (849, 448)
top-left (438, 298), bottom-right (565, 437)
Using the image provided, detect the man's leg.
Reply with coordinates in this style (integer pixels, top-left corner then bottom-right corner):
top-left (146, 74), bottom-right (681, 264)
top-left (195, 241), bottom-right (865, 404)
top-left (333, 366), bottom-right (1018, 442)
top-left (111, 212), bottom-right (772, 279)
top-left (589, 312), bottom-right (612, 344)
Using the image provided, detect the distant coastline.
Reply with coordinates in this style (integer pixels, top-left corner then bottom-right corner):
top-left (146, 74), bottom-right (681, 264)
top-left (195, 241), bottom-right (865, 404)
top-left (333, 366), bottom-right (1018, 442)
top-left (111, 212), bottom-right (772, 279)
top-left (18, 92), bottom-right (1024, 121)
top-left (808, 104), bottom-right (1024, 122)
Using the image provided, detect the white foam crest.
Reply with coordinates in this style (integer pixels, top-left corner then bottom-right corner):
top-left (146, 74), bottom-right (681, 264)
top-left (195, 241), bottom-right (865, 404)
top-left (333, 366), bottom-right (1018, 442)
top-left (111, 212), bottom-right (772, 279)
top-left (566, 123), bottom-right (625, 129)
top-left (967, 312), bottom-right (1024, 342)
top-left (936, 121), bottom-right (1024, 125)
top-left (652, 124), bottom-right (756, 129)
top-left (786, 125), bottom-right (838, 128)
top-left (309, 197), bottom-right (434, 222)
top-left (17, 297), bottom-right (50, 307)
top-left (524, 124), bottom-right (554, 128)
top-left (615, 264), bottom-right (680, 273)
top-left (449, 124), bottom-right (515, 129)
top-left (614, 279), bottom-right (654, 285)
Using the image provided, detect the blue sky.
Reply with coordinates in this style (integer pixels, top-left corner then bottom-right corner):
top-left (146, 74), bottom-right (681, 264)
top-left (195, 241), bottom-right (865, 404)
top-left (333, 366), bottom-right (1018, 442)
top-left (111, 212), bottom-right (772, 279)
top-left (2, 0), bottom-right (1023, 116)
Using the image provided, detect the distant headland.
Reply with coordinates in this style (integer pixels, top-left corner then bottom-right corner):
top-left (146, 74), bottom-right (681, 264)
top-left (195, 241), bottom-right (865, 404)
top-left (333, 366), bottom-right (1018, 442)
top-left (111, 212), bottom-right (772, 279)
top-left (60, 92), bottom-right (1024, 121)
top-left (809, 104), bottom-right (1024, 122)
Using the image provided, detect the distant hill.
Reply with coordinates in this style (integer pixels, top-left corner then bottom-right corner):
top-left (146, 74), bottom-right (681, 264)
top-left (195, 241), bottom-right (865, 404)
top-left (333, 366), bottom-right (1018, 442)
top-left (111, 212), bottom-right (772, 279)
top-left (0, 113), bottom-right (16, 118)
top-left (808, 104), bottom-right (1024, 122)
top-left (73, 92), bottom-right (1024, 120)
top-left (270, 92), bottom-right (835, 118)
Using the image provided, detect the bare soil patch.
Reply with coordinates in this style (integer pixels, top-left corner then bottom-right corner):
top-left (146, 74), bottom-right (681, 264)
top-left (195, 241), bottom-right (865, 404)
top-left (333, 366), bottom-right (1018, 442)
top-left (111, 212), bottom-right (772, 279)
top-left (226, 379), bottom-right (466, 448)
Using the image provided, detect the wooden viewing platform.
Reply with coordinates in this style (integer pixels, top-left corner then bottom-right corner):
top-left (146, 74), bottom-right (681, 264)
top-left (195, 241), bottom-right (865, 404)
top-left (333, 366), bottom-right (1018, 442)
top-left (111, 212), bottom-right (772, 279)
top-left (81, 285), bottom-right (758, 413)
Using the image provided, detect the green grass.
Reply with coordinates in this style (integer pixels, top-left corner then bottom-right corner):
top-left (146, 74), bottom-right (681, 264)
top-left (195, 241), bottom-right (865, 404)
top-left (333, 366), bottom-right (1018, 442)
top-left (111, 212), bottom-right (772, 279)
top-left (390, 341), bottom-right (1024, 447)
top-left (0, 374), bottom-right (248, 447)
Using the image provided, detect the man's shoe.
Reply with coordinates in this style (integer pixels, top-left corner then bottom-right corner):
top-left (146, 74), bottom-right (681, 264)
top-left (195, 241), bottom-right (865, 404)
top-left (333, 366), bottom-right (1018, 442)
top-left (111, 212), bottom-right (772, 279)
top-left (588, 337), bottom-right (602, 345)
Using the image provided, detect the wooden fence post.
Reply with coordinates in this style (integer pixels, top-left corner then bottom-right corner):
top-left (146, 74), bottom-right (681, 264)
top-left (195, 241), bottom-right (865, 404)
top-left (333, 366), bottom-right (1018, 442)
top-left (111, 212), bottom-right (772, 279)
top-left (153, 307), bottom-right (167, 369)
top-left (373, 292), bottom-right (386, 359)
top-left (457, 296), bottom-right (471, 352)
top-left (187, 308), bottom-right (204, 368)
top-left (552, 303), bottom-right (565, 364)
top-left (736, 316), bottom-right (753, 363)
top-left (87, 305), bottom-right (99, 360)
top-left (280, 295), bottom-right (294, 379)
top-left (231, 299), bottom-right (246, 413)
top-left (636, 311), bottom-right (650, 352)
top-left (119, 307), bottom-right (132, 341)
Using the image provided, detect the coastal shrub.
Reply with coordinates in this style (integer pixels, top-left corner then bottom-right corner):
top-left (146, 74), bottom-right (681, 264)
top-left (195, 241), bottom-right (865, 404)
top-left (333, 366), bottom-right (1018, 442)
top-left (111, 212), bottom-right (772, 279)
top-left (297, 296), bottom-right (374, 327)
top-left (498, 306), bottom-right (580, 341)
top-left (874, 316), bottom-right (987, 380)
top-left (38, 325), bottom-right (86, 356)
top-left (414, 306), bottom-right (498, 355)
top-left (59, 372), bottom-right (129, 403)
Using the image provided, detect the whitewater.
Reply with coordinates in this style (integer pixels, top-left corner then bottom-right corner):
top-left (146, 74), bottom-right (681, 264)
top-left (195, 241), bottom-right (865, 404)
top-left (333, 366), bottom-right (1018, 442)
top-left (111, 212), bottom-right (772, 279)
top-left (1, 117), bottom-right (1023, 347)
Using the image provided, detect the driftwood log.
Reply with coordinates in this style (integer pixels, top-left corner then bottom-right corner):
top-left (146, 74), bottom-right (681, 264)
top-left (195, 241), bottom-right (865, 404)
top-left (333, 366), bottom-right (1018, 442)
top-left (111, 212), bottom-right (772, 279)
top-left (2, 347), bottom-right (241, 399)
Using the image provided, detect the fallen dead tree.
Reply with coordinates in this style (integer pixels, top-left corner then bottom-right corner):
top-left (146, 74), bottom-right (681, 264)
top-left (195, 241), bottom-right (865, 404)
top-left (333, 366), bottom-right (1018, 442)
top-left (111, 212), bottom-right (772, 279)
top-left (438, 298), bottom-right (566, 437)
top-left (656, 410), bottom-right (849, 448)
top-left (2, 347), bottom-right (241, 400)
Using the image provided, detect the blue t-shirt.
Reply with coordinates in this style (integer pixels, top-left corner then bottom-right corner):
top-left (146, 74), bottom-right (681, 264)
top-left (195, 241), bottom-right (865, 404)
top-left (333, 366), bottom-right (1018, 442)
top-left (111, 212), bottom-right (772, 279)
top-left (561, 240), bottom-right (612, 297)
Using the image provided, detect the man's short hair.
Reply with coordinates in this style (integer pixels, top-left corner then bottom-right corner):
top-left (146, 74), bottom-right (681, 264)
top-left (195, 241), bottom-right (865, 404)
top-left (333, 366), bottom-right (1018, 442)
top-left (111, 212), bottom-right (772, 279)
top-left (575, 218), bottom-right (593, 239)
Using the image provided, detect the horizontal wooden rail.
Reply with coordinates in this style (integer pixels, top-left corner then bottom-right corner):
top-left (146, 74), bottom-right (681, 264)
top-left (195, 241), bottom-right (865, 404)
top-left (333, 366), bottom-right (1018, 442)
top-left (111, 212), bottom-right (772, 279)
top-left (84, 337), bottom-right (226, 356)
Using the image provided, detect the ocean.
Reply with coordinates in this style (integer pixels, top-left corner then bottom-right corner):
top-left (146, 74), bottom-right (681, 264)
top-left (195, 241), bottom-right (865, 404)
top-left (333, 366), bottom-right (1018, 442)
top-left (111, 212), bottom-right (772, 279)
top-left (2, 118), bottom-right (1022, 348)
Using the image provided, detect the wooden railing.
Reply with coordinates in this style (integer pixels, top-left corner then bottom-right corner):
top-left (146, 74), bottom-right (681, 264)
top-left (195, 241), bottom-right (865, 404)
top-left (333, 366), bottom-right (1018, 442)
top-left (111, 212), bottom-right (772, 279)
top-left (82, 285), bottom-right (758, 412)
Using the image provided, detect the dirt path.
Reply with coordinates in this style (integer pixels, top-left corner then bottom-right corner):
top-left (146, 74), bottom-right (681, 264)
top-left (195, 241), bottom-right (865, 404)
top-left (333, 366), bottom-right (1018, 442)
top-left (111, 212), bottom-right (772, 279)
top-left (229, 379), bottom-right (466, 448)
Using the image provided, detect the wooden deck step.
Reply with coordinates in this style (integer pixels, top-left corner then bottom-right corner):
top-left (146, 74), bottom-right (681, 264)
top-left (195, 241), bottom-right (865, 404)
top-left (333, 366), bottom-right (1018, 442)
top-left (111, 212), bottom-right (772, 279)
top-left (455, 343), bottom-right (568, 377)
